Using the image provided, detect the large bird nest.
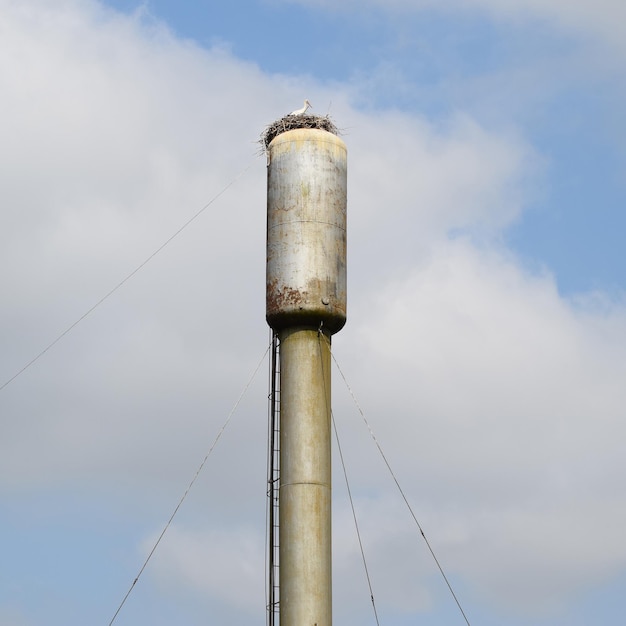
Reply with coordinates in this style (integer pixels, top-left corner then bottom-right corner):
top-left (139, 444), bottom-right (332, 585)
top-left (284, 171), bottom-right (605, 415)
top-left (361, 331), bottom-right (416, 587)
top-left (260, 114), bottom-right (339, 151)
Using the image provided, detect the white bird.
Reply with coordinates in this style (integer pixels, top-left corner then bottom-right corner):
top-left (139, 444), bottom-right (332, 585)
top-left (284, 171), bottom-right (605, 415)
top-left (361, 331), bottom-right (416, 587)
top-left (290, 99), bottom-right (312, 116)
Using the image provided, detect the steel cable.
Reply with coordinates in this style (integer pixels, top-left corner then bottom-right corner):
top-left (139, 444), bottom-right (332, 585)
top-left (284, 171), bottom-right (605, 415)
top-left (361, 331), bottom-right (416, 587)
top-left (1, 160), bottom-right (256, 393)
top-left (318, 332), bottom-right (381, 625)
top-left (107, 341), bottom-right (270, 626)
top-left (331, 351), bottom-right (472, 626)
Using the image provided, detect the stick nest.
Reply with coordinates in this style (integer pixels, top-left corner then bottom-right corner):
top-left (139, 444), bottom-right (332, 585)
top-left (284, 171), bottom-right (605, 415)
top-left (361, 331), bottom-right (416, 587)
top-left (260, 114), bottom-right (339, 151)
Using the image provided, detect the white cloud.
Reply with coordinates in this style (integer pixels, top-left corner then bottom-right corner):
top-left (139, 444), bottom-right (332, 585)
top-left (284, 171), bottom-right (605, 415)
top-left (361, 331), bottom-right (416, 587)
top-left (347, 110), bottom-right (534, 244)
top-left (457, 0), bottom-right (626, 50)
top-left (280, 0), bottom-right (626, 54)
top-left (145, 524), bottom-right (266, 617)
top-left (0, 0), bottom-right (533, 490)
top-left (1, 0), bottom-right (625, 623)
top-left (334, 239), bottom-right (626, 616)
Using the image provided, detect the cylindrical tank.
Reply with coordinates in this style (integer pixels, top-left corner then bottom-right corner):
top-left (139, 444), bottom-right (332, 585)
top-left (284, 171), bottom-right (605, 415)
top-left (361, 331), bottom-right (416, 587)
top-left (266, 128), bottom-right (347, 334)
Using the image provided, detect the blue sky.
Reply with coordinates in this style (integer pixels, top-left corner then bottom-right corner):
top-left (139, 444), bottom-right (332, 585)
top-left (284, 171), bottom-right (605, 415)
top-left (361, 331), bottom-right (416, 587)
top-left (1, 0), bottom-right (626, 625)
top-left (105, 0), bottom-right (626, 295)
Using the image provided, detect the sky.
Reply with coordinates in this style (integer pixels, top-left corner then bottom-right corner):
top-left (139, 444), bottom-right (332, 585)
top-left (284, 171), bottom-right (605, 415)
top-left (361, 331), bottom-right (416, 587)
top-left (1, 0), bottom-right (625, 624)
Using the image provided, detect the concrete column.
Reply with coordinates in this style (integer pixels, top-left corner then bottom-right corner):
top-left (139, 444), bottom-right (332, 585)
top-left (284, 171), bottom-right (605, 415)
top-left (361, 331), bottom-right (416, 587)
top-left (279, 326), bottom-right (332, 626)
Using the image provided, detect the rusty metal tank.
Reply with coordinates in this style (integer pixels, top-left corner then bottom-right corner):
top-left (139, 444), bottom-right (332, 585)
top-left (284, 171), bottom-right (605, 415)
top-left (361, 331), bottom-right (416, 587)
top-left (266, 128), bottom-right (347, 334)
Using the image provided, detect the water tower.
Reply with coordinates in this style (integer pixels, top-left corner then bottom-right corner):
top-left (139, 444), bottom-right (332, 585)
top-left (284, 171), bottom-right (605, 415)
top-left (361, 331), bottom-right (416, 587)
top-left (264, 117), bottom-right (347, 626)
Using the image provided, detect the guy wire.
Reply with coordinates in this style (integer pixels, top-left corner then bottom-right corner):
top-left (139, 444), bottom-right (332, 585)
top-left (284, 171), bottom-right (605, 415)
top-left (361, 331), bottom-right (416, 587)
top-left (1, 160), bottom-right (256, 393)
top-left (331, 351), bottom-right (472, 626)
top-left (107, 340), bottom-right (270, 626)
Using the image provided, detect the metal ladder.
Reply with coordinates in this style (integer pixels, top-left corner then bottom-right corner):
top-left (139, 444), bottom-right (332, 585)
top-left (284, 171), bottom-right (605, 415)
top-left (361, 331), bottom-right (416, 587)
top-left (267, 332), bottom-right (281, 625)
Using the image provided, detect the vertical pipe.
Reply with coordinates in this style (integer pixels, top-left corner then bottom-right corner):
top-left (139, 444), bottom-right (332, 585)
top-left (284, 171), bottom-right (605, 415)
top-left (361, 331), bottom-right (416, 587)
top-left (279, 327), bottom-right (332, 625)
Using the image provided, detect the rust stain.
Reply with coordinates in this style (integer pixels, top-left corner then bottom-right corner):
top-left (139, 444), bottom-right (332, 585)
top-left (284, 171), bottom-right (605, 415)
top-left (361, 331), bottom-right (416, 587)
top-left (267, 279), bottom-right (308, 311)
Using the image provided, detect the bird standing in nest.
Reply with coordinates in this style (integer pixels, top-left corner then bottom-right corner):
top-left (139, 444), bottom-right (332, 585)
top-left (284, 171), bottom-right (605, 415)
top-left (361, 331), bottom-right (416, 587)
top-left (290, 99), bottom-right (312, 116)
